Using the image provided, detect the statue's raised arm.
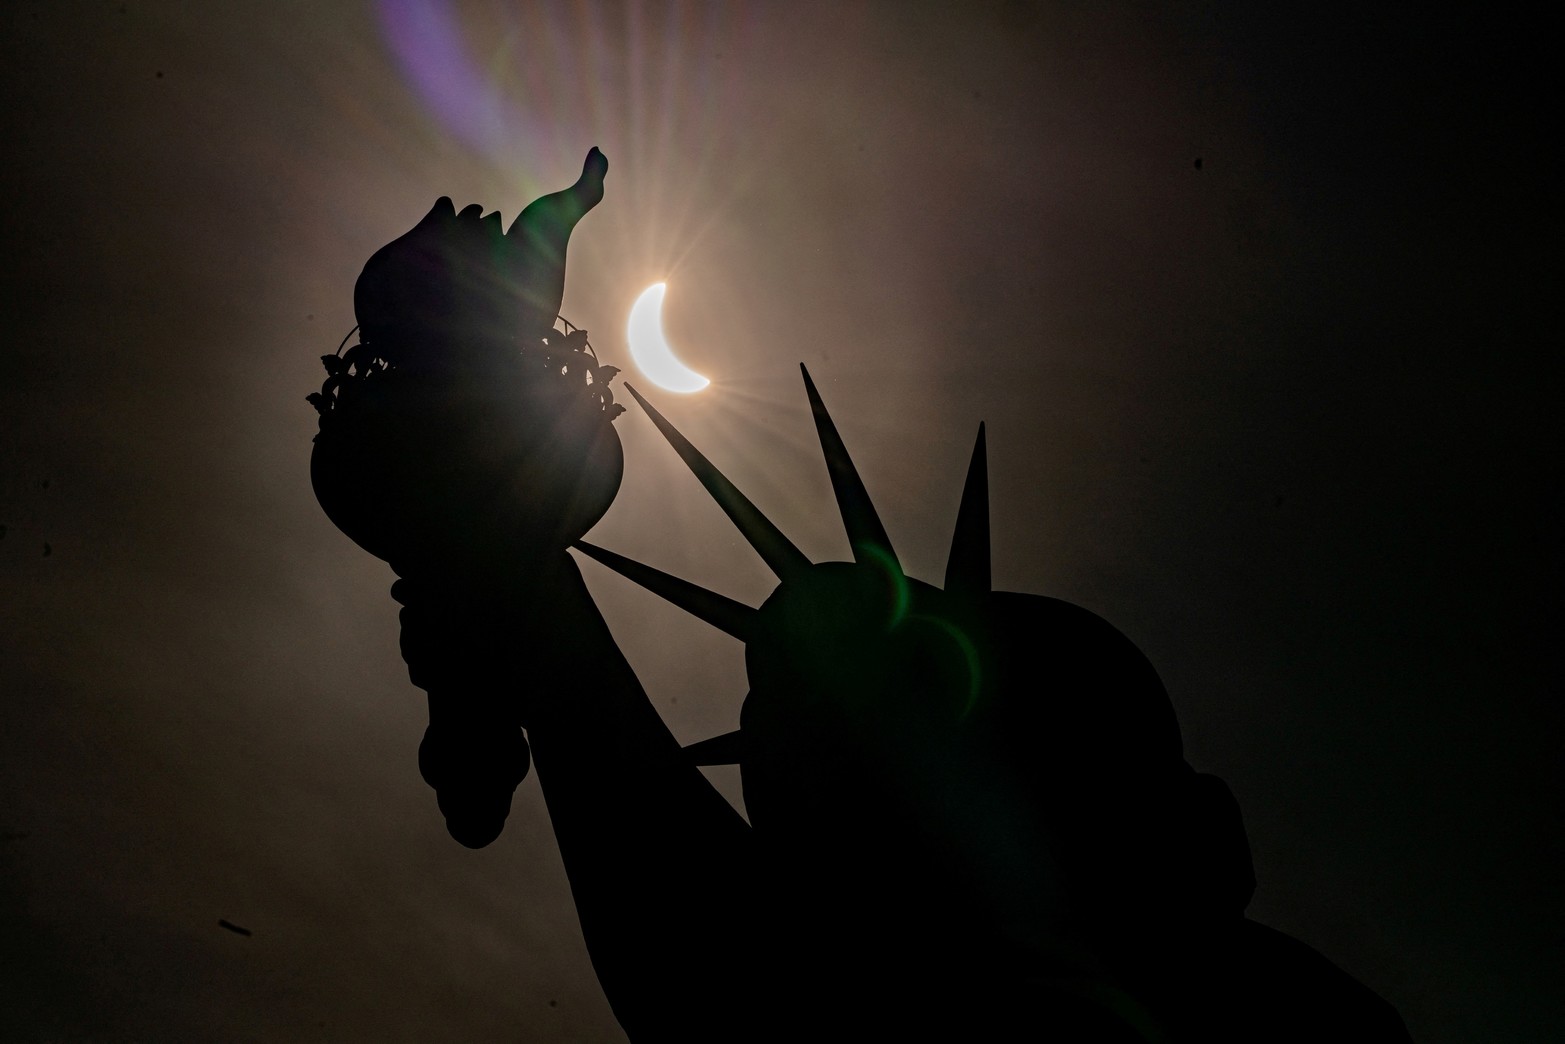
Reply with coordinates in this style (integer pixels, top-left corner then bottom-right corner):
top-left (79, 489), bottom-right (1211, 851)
top-left (310, 150), bottom-right (759, 1039)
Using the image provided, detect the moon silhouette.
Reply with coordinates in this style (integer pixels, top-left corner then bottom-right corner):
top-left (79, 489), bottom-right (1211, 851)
top-left (626, 282), bottom-right (710, 393)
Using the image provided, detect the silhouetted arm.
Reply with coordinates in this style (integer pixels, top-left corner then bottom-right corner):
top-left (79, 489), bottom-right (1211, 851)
top-left (521, 552), bottom-right (758, 1040)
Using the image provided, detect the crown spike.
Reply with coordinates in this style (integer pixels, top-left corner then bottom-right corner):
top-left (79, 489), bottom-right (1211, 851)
top-left (800, 365), bottom-right (899, 570)
top-left (943, 423), bottom-right (990, 598)
top-left (573, 541), bottom-right (756, 642)
top-left (682, 729), bottom-right (744, 766)
top-left (624, 383), bottom-right (811, 582)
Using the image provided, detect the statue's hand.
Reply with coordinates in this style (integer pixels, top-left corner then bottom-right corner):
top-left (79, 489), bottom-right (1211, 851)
top-left (316, 149), bottom-right (621, 569)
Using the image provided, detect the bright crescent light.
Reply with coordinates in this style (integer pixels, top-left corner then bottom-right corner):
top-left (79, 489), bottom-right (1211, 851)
top-left (627, 282), bottom-right (709, 393)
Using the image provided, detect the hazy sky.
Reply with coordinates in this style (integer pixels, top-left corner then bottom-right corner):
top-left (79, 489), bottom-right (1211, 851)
top-left (1, 2), bottom-right (1555, 1040)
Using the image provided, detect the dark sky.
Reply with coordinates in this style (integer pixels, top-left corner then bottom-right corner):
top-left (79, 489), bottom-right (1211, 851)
top-left (1, 2), bottom-right (1555, 1040)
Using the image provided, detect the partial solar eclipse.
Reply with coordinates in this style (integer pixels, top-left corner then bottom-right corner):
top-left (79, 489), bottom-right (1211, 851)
top-left (627, 282), bottom-right (709, 393)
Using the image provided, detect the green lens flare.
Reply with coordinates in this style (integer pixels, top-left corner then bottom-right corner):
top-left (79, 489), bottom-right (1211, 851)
top-left (856, 542), bottom-right (911, 631)
top-left (911, 614), bottom-right (982, 719)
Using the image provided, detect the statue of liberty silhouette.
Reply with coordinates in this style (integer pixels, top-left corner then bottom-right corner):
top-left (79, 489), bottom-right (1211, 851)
top-left (309, 148), bottom-right (1412, 1042)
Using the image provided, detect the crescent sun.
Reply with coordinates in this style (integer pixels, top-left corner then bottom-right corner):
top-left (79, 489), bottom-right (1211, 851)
top-left (627, 282), bottom-right (710, 393)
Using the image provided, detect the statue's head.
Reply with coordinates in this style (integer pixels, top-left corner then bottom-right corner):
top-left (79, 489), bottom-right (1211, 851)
top-left (586, 370), bottom-right (1250, 951)
top-left (737, 560), bottom-right (1188, 938)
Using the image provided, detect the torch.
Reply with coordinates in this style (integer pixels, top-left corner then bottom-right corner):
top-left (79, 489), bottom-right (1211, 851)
top-left (307, 149), bottom-right (621, 847)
